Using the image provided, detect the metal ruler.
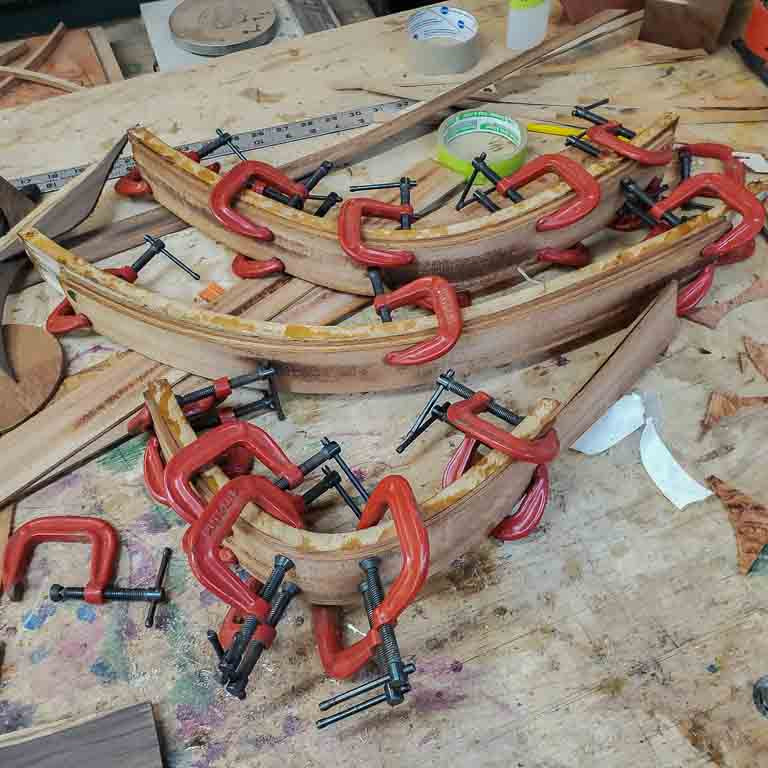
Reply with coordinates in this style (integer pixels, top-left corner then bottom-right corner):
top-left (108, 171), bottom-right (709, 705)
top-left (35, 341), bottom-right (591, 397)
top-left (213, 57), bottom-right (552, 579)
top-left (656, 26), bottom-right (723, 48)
top-left (8, 99), bottom-right (414, 195)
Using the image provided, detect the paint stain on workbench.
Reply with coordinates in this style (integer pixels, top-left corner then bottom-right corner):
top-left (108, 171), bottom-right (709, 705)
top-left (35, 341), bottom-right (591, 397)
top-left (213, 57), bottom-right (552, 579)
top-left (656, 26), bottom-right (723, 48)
top-left (0, 700), bottom-right (36, 734)
top-left (597, 676), bottom-right (627, 697)
top-left (22, 602), bottom-right (56, 630)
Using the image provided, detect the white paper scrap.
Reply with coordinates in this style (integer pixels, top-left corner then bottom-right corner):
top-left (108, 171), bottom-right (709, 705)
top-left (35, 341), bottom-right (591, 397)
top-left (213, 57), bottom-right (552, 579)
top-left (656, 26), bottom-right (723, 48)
top-left (639, 418), bottom-right (712, 510)
top-left (571, 393), bottom-right (646, 455)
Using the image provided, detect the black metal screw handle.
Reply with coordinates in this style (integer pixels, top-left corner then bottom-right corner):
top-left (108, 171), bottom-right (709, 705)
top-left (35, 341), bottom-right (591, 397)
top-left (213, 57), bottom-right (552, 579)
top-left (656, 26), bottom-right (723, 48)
top-left (213, 554), bottom-right (295, 684)
top-left (436, 371), bottom-right (522, 427)
top-left (178, 366), bottom-right (276, 406)
top-left (572, 98), bottom-right (636, 140)
top-left (137, 234), bottom-right (201, 281)
top-left (145, 547), bottom-right (172, 628)
top-left (50, 584), bottom-right (164, 603)
top-left (323, 436), bottom-right (370, 503)
top-left (215, 128), bottom-right (247, 162)
top-left (226, 582), bottom-right (301, 699)
top-left (300, 161), bottom-right (334, 193)
top-left (565, 135), bottom-right (602, 158)
top-left (314, 191), bottom-right (342, 218)
top-left (621, 179), bottom-right (681, 228)
top-left (302, 466), bottom-right (362, 519)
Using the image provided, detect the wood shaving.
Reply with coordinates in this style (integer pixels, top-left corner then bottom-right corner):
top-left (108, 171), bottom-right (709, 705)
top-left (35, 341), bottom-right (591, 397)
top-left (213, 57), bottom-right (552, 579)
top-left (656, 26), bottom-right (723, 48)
top-left (686, 275), bottom-right (768, 329)
top-left (744, 336), bottom-right (768, 382)
top-left (701, 391), bottom-right (768, 432)
top-left (707, 475), bottom-right (768, 574)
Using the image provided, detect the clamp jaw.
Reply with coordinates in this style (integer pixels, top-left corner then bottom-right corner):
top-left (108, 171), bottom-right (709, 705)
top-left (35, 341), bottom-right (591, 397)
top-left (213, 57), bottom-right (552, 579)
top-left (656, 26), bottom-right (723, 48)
top-left (496, 154), bottom-right (602, 232)
top-left (585, 122), bottom-right (674, 166)
top-left (313, 475), bottom-right (429, 728)
top-left (209, 161), bottom-right (308, 240)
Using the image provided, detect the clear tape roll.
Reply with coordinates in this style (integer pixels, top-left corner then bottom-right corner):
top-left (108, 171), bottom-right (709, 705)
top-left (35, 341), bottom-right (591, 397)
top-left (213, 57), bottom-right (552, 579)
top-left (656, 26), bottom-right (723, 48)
top-left (406, 6), bottom-right (480, 76)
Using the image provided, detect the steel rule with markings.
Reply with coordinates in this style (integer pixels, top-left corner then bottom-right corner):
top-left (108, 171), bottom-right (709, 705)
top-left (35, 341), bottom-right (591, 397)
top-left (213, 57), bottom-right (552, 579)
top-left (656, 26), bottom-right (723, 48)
top-left (9, 99), bottom-right (415, 194)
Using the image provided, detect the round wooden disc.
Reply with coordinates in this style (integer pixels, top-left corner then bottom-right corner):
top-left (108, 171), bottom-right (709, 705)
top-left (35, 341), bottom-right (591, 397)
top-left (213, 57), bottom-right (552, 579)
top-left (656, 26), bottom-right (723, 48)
top-left (0, 324), bottom-right (64, 434)
top-left (169, 0), bottom-right (278, 56)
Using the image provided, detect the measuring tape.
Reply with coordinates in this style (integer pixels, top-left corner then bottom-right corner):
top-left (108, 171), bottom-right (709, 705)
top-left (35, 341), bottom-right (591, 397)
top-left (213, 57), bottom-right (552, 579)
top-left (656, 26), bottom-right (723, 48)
top-left (8, 99), bottom-right (415, 195)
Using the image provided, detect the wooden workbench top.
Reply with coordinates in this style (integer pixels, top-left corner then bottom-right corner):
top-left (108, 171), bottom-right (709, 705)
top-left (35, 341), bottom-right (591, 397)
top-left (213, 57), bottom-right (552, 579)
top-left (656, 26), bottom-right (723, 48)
top-left (2, 3), bottom-right (768, 766)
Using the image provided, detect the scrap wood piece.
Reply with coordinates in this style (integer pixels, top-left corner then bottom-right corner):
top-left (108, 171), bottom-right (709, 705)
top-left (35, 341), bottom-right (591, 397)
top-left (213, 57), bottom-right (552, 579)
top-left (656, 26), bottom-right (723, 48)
top-left (561, 0), bottom-right (644, 25)
top-left (0, 65), bottom-right (83, 93)
top-left (744, 336), bottom-right (768, 382)
top-left (0, 41), bottom-right (28, 67)
top-left (701, 391), bottom-right (768, 433)
top-left (281, 9), bottom-right (642, 178)
top-left (686, 276), bottom-right (768, 330)
top-left (0, 702), bottom-right (162, 768)
top-left (0, 21), bottom-right (66, 97)
top-left (640, 0), bottom-right (733, 53)
top-left (707, 476), bottom-right (768, 574)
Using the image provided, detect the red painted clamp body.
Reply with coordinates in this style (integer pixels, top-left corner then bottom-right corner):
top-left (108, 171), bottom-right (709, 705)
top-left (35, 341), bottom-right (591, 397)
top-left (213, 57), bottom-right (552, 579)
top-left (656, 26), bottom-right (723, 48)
top-left (681, 143), bottom-right (746, 185)
top-left (128, 376), bottom-right (234, 435)
top-left (231, 252), bottom-right (285, 279)
top-left (536, 242), bottom-right (591, 268)
top-left (497, 154), bottom-right (602, 231)
top-left (337, 198), bottom-right (415, 268)
top-left (46, 266), bottom-right (138, 336)
top-left (313, 475), bottom-right (429, 679)
top-left (492, 464), bottom-right (550, 541)
top-left (447, 393), bottom-right (559, 464)
top-left (210, 161), bottom-right (307, 241)
top-left (116, 152), bottom-right (220, 199)
top-left (441, 437), bottom-right (551, 541)
top-left (163, 421), bottom-right (304, 527)
top-left (676, 264), bottom-right (716, 317)
top-left (586, 122), bottom-right (674, 166)
top-left (186, 475), bottom-right (305, 616)
top-left (374, 276), bottom-right (463, 366)
top-left (649, 173), bottom-right (765, 260)
top-left (2, 516), bottom-right (119, 604)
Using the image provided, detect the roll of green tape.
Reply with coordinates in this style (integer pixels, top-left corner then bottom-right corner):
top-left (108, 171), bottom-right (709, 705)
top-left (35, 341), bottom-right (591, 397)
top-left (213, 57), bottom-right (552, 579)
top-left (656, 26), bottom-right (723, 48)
top-left (436, 109), bottom-right (528, 181)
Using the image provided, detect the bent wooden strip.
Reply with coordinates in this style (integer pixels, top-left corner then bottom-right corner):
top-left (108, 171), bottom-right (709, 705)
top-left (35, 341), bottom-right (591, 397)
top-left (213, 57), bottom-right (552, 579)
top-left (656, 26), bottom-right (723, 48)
top-left (129, 114), bottom-right (676, 295)
top-left (148, 282), bottom-right (678, 604)
top-left (0, 66), bottom-right (83, 92)
top-left (0, 276), bottom-right (366, 507)
top-left (279, 10), bottom-right (639, 179)
top-left (20, 198), bottom-right (729, 393)
top-left (0, 22), bottom-right (67, 97)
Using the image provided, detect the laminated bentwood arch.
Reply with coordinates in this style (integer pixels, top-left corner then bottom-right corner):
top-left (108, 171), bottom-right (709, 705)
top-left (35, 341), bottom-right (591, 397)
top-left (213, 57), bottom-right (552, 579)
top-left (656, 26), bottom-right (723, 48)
top-left (143, 283), bottom-right (679, 605)
top-left (21, 202), bottom-right (731, 394)
top-left (126, 114), bottom-right (678, 295)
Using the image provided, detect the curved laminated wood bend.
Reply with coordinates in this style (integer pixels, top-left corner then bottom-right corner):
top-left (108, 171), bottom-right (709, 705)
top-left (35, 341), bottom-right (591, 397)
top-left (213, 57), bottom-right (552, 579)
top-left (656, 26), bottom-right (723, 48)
top-left (20, 197), bottom-right (730, 393)
top-left (144, 283), bottom-right (679, 605)
top-left (128, 114), bottom-right (678, 295)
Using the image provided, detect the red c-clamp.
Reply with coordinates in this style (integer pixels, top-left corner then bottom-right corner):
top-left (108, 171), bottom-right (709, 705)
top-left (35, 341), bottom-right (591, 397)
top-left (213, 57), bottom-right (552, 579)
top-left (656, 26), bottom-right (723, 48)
top-left (162, 420), bottom-right (303, 524)
top-left (337, 198), bottom-right (415, 268)
top-left (312, 475), bottom-right (429, 680)
top-left (116, 150), bottom-right (221, 199)
top-left (46, 266), bottom-right (135, 335)
top-left (2, 516), bottom-right (119, 604)
top-left (497, 154), bottom-right (602, 232)
top-left (186, 475), bottom-right (305, 617)
top-left (209, 161), bottom-right (308, 241)
top-left (447, 393), bottom-right (559, 464)
top-left (373, 276), bottom-right (464, 366)
top-left (649, 173), bottom-right (765, 261)
top-left (231, 252), bottom-right (285, 279)
top-left (586, 122), bottom-right (674, 166)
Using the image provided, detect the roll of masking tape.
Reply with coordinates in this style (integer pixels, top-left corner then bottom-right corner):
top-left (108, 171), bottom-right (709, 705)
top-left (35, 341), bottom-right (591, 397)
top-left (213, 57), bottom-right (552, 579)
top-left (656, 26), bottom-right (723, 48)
top-left (436, 109), bottom-right (528, 180)
top-left (406, 6), bottom-right (480, 76)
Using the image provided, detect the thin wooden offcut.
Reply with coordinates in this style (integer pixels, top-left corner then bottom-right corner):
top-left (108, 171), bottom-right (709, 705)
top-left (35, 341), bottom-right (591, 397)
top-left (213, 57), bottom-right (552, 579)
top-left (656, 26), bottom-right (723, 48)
top-left (0, 22), bottom-right (66, 97)
top-left (701, 391), bottom-right (768, 433)
top-left (707, 476), bottom-right (768, 575)
top-left (0, 65), bottom-right (83, 92)
top-left (744, 336), bottom-right (768, 382)
top-left (0, 702), bottom-right (162, 768)
top-left (0, 42), bottom-right (28, 67)
top-left (280, 10), bottom-right (637, 178)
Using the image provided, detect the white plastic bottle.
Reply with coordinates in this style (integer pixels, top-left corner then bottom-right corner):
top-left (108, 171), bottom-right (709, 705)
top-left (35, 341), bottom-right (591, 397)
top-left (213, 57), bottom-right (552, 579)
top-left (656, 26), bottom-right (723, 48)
top-left (506, 0), bottom-right (551, 50)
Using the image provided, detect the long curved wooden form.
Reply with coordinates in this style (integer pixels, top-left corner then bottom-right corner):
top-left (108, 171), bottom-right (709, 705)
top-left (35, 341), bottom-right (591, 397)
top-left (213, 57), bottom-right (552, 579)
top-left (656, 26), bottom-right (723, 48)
top-left (145, 283), bottom-right (678, 605)
top-left (128, 114), bottom-right (678, 296)
top-left (20, 193), bottom-right (728, 393)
